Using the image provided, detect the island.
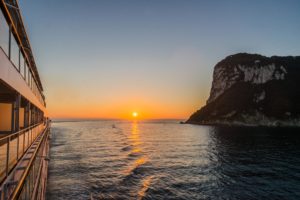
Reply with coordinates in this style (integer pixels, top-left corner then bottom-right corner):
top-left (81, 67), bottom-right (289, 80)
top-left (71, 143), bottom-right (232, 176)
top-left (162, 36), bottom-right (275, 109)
top-left (187, 53), bottom-right (300, 126)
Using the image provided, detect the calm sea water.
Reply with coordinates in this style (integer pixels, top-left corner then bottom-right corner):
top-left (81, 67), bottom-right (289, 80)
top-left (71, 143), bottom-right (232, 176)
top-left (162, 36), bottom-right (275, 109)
top-left (46, 120), bottom-right (300, 200)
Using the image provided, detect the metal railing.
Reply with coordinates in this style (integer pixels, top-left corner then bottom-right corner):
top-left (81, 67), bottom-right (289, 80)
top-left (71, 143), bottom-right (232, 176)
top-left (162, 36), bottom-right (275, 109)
top-left (12, 122), bottom-right (50, 200)
top-left (0, 122), bottom-right (46, 184)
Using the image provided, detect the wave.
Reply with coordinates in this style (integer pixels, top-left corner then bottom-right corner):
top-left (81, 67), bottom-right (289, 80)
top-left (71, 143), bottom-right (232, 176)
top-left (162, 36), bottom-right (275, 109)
top-left (121, 145), bottom-right (133, 152)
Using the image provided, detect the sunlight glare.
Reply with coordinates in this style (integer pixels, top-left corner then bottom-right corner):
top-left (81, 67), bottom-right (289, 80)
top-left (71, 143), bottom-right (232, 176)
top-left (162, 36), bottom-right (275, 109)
top-left (132, 112), bottom-right (138, 118)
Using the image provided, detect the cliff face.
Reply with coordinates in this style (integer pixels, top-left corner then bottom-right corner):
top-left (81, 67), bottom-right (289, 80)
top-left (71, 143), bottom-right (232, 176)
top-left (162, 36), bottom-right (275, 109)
top-left (187, 53), bottom-right (300, 126)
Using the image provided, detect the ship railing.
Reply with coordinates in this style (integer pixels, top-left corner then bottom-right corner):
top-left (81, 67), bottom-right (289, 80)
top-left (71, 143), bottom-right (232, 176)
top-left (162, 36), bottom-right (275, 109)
top-left (10, 121), bottom-right (50, 200)
top-left (0, 122), bottom-right (46, 184)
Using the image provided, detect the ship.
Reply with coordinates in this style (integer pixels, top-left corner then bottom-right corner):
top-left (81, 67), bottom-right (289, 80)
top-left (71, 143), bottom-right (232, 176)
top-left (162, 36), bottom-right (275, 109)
top-left (0, 1), bottom-right (50, 199)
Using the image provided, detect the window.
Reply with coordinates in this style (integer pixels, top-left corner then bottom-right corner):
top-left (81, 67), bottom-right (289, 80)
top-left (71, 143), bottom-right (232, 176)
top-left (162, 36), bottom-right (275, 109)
top-left (11, 35), bottom-right (20, 70)
top-left (20, 52), bottom-right (25, 73)
top-left (27, 68), bottom-right (31, 85)
top-left (24, 62), bottom-right (27, 81)
top-left (30, 72), bottom-right (33, 89)
top-left (0, 11), bottom-right (9, 55)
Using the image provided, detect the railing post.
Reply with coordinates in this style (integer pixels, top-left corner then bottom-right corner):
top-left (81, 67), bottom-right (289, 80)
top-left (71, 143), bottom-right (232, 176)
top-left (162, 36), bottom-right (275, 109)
top-left (15, 94), bottom-right (21, 160)
top-left (23, 130), bottom-right (25, 154)
top-left (17, 131), bottom-right (19, 160)
top-left (6, 136), bottom-right (10, 177)
top-left (27, 128), bottom-right (30, 148)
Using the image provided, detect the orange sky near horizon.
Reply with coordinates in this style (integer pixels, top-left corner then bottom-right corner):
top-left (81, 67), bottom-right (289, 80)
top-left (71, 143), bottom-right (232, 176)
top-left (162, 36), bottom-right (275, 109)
top-left (45, 70), bottom-right (209, 120)
top-left (45, 66), bottom-right (209, 120)
top-left (47, 95), bottom-right (205, 120)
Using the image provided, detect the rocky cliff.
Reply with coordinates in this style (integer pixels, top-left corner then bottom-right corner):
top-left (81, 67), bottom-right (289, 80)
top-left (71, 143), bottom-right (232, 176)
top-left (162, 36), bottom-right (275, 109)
top-left (187, 53), bottom-right (300, 126)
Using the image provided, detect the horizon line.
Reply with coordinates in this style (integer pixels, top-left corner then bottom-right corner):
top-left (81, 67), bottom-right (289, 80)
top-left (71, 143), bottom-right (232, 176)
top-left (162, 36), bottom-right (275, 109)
top-left (51, 117), bottom-right (186, 122)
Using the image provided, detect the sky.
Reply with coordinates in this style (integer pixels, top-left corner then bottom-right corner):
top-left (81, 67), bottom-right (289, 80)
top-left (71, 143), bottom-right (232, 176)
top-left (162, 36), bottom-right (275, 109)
top-left (19, 0), bottom-right (300, 119)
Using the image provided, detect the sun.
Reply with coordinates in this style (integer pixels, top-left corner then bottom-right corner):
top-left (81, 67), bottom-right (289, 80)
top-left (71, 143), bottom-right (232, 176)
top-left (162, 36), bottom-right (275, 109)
top-left (132, 112), bottom-right (138, 118)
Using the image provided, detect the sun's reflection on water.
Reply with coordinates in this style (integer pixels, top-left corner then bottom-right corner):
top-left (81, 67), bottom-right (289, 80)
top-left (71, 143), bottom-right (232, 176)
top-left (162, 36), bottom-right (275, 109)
top-left (129, 121), bottom-right (142, 148)
top-left (111, 120), bottom-right (155, 199)
top-left (124, 121), bottom-right (149, 175)
top-left (138, 175), bottom-right (153, 200)
top-left (130, 121), bottom-right (142, 152)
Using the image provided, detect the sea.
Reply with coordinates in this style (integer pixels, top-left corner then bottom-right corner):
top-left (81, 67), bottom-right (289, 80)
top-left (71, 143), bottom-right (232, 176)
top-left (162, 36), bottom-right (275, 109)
top-left (46, 120), bottom-right (300, 200)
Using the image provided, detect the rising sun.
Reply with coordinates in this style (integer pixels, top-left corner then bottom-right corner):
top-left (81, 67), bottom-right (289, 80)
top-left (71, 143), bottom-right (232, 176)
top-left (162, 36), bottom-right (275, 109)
top-left (132, 112), bottom-right (138, 118)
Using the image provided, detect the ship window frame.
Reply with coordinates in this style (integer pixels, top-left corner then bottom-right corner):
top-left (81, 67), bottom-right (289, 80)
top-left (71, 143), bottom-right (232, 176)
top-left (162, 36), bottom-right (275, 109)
top-left (0, 10), bottom-right (9, 56)
top-left (10, 34), bottom-right (20, 72)
top-left (20, 51), bottom-right (25, 74)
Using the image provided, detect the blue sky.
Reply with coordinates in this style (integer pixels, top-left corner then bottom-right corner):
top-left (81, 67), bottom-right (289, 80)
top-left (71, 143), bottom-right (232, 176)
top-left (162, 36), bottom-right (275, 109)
top-left (19, 0), bottom-right (300, 118)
